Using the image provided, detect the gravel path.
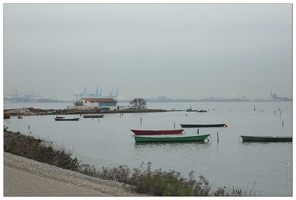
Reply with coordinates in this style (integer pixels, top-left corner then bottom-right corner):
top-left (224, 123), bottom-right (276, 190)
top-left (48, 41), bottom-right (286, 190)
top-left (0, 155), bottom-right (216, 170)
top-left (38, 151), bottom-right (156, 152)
top-left (4, 152), bottom-right (144, 196)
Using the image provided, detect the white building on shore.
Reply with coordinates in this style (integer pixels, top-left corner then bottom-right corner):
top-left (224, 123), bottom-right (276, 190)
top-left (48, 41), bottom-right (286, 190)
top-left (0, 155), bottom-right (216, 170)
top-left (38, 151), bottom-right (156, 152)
top-left (67, 98), bottom-right (118, 110)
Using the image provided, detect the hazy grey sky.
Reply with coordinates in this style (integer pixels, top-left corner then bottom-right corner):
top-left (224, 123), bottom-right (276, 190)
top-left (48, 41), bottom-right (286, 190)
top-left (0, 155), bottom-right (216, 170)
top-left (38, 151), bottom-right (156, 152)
top-left (3, 3), bottom-right (292, 100)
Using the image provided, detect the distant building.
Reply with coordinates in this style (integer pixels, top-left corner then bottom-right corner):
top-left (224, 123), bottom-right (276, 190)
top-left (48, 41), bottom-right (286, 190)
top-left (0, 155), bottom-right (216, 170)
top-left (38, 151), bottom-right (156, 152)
top-left (68, 98), bottom-right (118, 110)
top-left (272, 94), bottom-right (290, 101)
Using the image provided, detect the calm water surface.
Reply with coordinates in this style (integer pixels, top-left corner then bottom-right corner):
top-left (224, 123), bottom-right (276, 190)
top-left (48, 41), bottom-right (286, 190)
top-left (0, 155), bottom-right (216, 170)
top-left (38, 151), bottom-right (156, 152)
top-left (3, 101), bottom-right (293, 196)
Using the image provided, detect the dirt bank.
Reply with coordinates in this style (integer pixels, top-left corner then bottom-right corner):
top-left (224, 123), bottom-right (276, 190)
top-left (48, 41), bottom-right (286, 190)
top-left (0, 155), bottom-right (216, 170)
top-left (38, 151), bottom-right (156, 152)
top-left (4, 152), bottom-right (143, 196)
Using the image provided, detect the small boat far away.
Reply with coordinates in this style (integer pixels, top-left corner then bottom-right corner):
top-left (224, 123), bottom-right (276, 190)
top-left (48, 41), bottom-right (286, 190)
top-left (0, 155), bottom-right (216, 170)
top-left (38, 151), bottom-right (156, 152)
top-left (131, 129), bottom-right (184, 135)
top-left (186, 106), bottom-right (207, 112)
top-left (240, 135), bottom-right (292, 142)
top-left (54, 117), bottom-right (80, 121)
top-left (134, 134), bottom-right (211, 143)
top-left (83, 114), bottom-right (104, 118)
top-left (180, 124), bottom-right (227, 128)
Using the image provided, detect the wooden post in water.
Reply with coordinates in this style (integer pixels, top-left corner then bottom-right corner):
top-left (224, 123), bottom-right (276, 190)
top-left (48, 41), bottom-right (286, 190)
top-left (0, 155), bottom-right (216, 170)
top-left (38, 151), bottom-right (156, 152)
top-left (197, 129), bottom-right (199, 134)
top-left (282, 120), bottom-right (284, 127)
top-left (140, 117), bottom-right (142, 125)
top-left (174, 122), bottom-right (175, 128)
top-left (217, 132), bottom-right (219, 142)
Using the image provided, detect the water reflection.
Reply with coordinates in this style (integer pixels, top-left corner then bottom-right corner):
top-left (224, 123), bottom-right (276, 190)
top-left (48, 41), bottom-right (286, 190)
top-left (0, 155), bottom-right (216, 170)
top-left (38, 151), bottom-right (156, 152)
top-left (241, 141), bottom-right (292, 143)
top-left (134, 141), bottom-right (207, 146)
top-left (134, 141), bottom-right (211, 151)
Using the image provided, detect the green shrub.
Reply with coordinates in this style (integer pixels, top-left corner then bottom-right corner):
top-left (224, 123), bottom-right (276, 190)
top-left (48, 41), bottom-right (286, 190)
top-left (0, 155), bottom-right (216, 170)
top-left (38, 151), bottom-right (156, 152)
top-left (94, 162), bottom-right (211, 196)
top-left (86, 162), bottom-right (259, 196)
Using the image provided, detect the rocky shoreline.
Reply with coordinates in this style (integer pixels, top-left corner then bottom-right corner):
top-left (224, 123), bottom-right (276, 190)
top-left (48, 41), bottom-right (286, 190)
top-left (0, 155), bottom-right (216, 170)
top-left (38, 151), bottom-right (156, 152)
top-left (4, 107), bottom-right (167, 118)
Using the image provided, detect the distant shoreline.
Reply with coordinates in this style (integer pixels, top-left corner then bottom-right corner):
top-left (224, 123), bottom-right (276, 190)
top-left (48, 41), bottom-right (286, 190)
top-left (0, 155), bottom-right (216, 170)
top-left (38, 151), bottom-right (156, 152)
top-left (4, 107), bottom-right (168, 117)
top-left (4, 99), bottom-right (292, 103)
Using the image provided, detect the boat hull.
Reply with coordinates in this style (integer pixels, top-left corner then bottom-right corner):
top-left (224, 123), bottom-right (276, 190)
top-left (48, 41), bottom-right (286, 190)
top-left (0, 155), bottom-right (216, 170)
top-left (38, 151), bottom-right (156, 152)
top-left (54, 118), bottom-right (80, 121)
top-left (180, 124), bottom-right (227, 128)
top-left (83, 114), bottom-right (104, 118)
top-left (131, 129), bottom-right (183, 135)
top-left (240, 135), bottom-right (292, 142)
top-left (134, 134), bottom-right (210, 143)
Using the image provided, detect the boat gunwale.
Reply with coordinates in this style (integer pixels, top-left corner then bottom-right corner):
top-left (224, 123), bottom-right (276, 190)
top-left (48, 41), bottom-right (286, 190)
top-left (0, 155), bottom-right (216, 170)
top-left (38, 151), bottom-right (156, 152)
top-left (240, 135), bottom-right (292, 139)
top-left (54, 117), bottom-right (80, 121)
top-left (83, 114), bottom-right (104, 118)
top-left (131, 129), bottom-right (184, 135)
top-left (180, 124), bottom-right (227, 128)
top-left (134, 134), bottom-right (210, 142)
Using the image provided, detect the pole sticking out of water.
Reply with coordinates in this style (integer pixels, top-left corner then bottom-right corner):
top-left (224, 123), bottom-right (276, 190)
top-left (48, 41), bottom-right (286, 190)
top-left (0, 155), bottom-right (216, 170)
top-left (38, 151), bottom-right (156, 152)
top-left (197, 129), bottom-right (199, 134)
top-left (217, 132), bottom-right (219, 142)
top-left (140, 117), bottom-right (142, 125)
top-left (282, 120), bottom-right (284, 127)
top-left (174, 122), bottom-right (175, 128)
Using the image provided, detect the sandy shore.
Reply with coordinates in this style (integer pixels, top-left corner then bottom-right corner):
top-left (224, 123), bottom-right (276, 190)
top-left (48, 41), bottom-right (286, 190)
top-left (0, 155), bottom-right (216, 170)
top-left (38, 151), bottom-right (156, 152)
top-left (4, 152), bottom-right (144, 196)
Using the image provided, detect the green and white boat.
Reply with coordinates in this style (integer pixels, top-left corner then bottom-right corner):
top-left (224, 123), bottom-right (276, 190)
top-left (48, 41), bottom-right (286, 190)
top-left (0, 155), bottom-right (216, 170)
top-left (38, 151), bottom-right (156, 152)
top-left (240, 135), bottom-right (292, 142)
top-left (134, 134), bottom-right (210, 143)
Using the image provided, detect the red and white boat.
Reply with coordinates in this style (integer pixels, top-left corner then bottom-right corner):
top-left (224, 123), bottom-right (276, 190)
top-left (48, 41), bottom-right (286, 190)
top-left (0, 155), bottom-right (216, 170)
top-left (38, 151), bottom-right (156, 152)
top-left (130, 129), bottom-right (184, 135)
